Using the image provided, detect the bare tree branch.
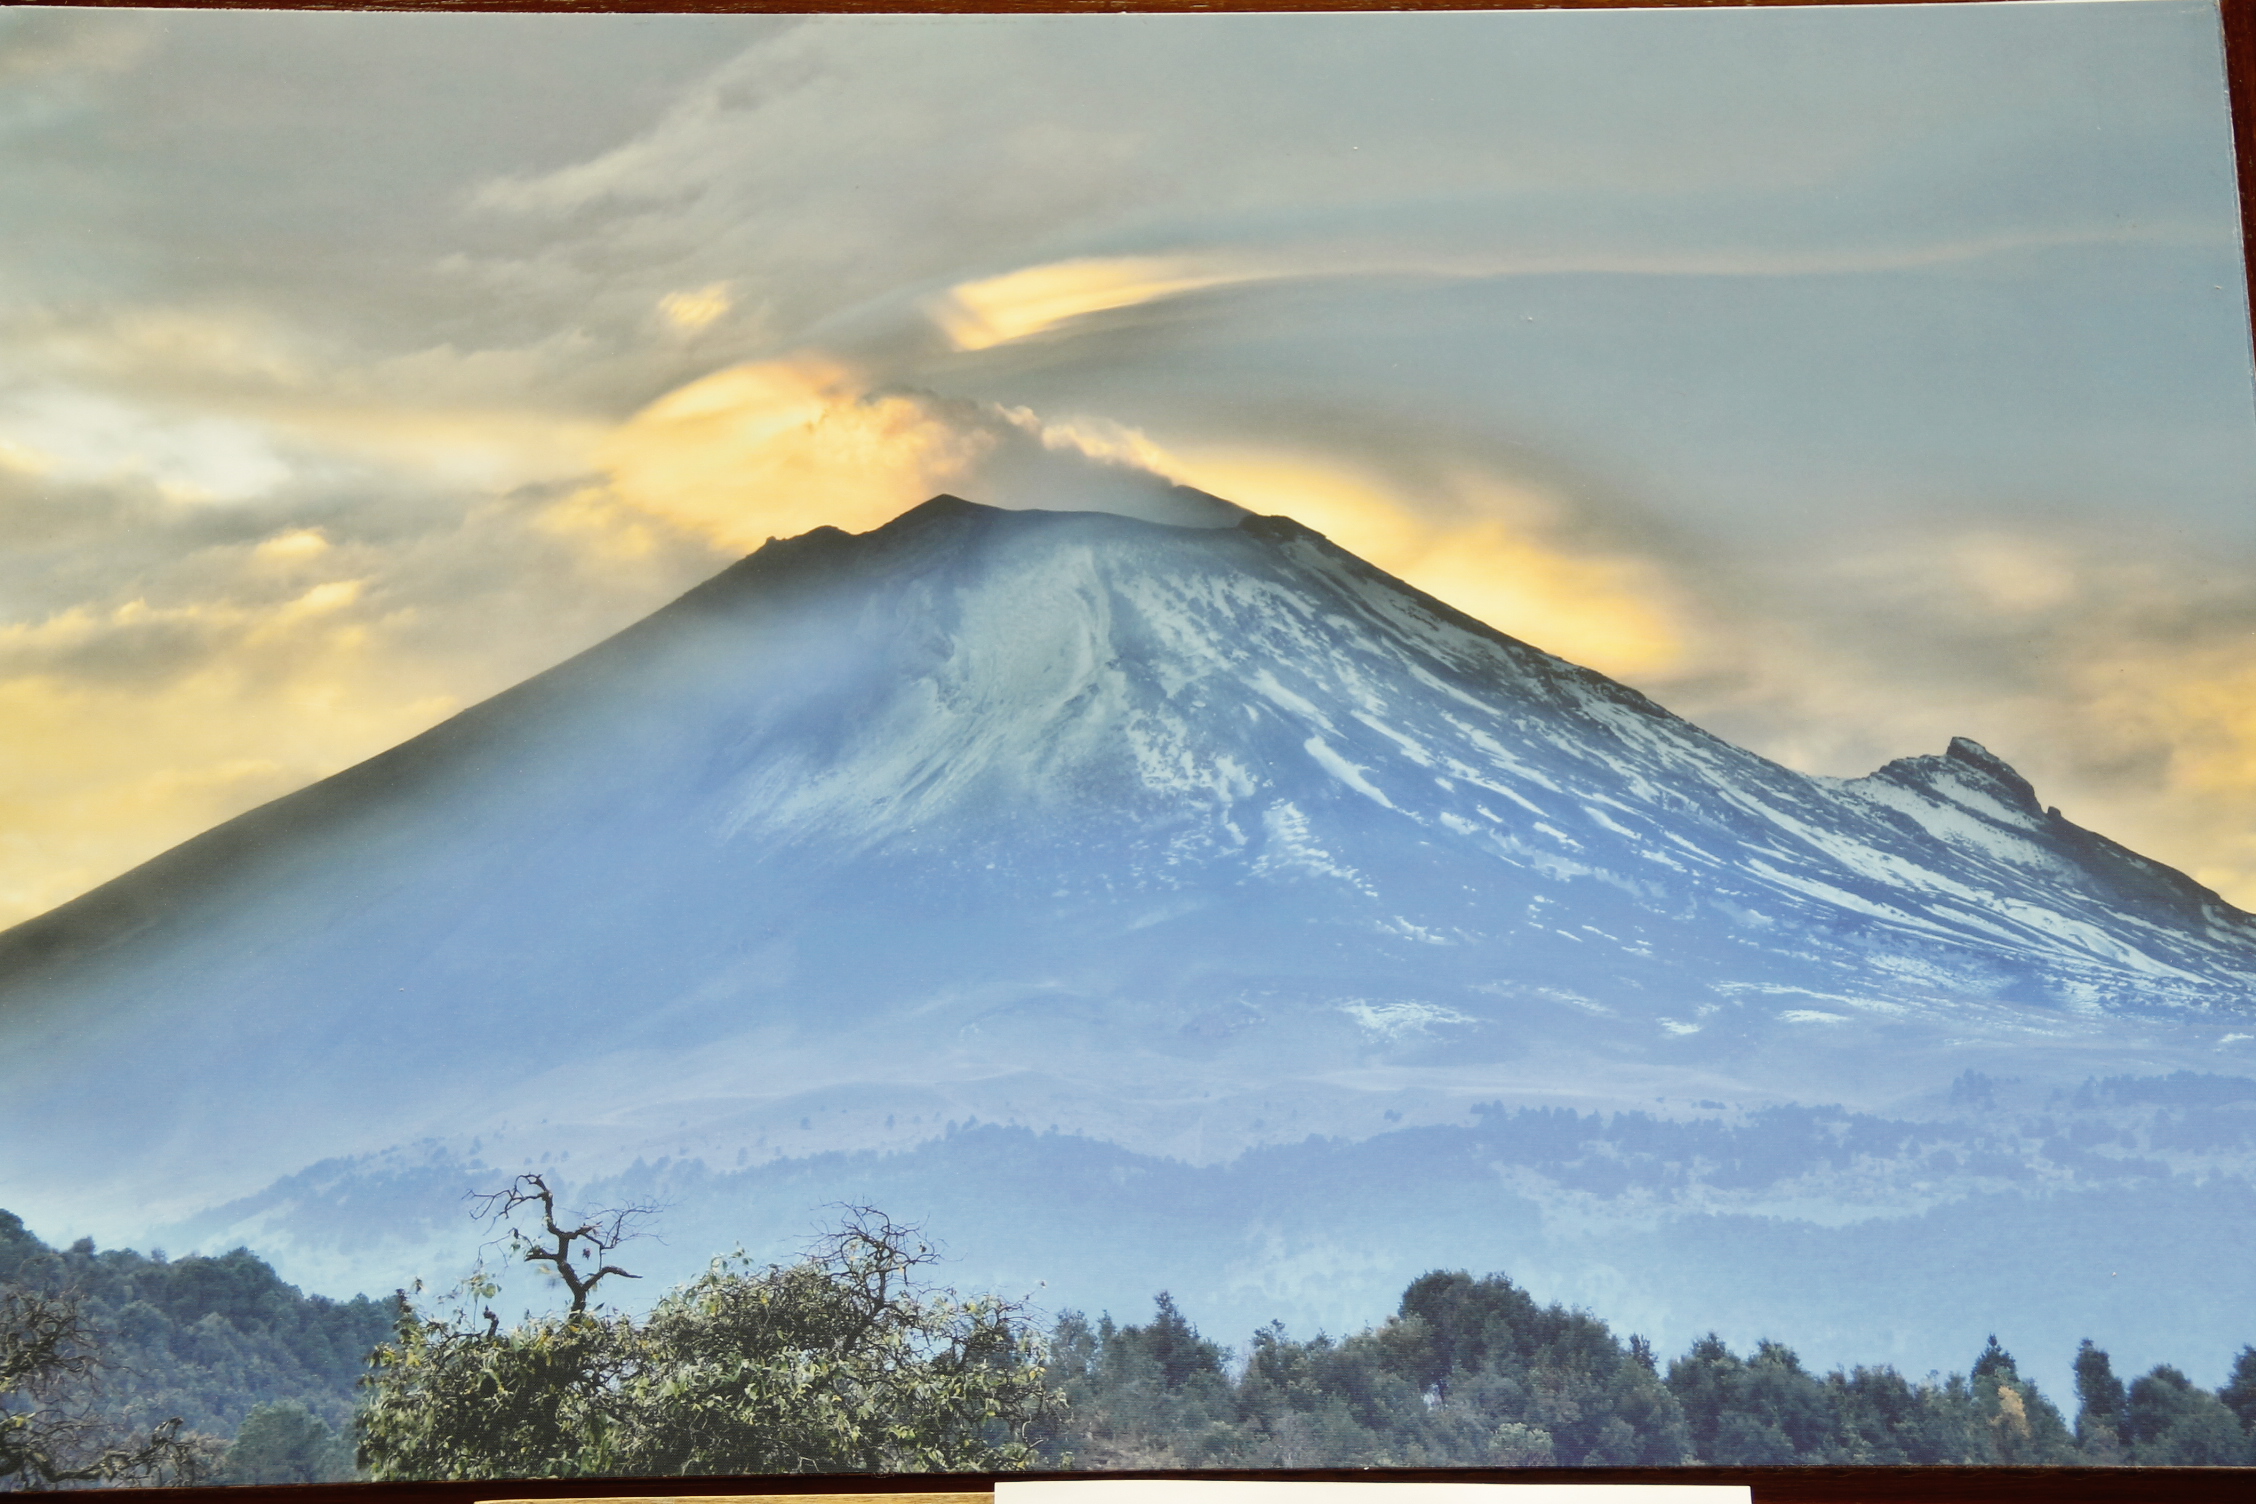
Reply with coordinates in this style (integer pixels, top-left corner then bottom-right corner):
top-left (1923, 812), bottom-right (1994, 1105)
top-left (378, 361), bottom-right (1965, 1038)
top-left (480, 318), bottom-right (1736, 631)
top-left (469, 1173), bottom-right (658, 1314)
top-left (0, 1285), bottom-right (211, 1489)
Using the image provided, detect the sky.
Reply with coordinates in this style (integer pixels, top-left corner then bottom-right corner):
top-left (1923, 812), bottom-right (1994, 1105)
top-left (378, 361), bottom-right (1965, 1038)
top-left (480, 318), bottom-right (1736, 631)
top-left (1, 1), bottom-right (2253, 923)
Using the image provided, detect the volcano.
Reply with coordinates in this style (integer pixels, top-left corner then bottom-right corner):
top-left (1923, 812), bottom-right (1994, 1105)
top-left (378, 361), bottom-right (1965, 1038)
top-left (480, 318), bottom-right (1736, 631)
top-left (3, 496), bottom-right (2253, 1385)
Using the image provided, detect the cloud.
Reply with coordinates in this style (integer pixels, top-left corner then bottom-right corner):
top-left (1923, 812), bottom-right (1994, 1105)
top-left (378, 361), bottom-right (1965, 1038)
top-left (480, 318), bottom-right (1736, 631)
top-left (595, 354), bottom-right (1241, 551)
top-left (596, 356), bottom-right (986, 548)
top-left (659, 284), bottom-right (734, 333)
top-left (2, 301), bottom-right (625, 507)
top-left (932, 257), bottom-right (1277, 352)
top-left (588, 342), bottom-right (1695, 689)
top-left (0, 563), bottom-right (456, 925)
top-left (0, 387), bottom-right (294, 505)
top-left (0, 656), bottom-right (462, 926)
top-left (2047, 604), bottom-right (2256, 907)
top-left (0, 9), bottom-right (150, 88)
top-left (11, 304), bottom-right (310, 391)
top-left (0, 332), bottom-right (1280, 929)
top-left (254, 528), bottom-right (331, 563)
top-left (0, 450), bottom-right (724, 930)
top-left (922, 217), bottom-right (2228, 354)
top-left (612, 345), bottom-right (1700, 681)
top-left (2065, 636), bottom-right (2256, 902)
top-left (1148, 445), bottom-right (1692, 682)
top-left (1640, 521), bottom-right (2256, 910)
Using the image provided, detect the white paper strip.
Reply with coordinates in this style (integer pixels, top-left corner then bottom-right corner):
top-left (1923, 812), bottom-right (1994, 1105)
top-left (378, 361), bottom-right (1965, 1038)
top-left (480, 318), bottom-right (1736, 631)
top-left (1001, 1482), bottom-right (1752, 1504)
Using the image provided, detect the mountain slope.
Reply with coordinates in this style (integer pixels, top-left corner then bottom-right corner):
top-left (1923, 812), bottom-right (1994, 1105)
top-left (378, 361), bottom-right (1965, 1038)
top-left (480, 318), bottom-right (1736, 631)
top-left (1, 495), bottom-right (2251, 1243)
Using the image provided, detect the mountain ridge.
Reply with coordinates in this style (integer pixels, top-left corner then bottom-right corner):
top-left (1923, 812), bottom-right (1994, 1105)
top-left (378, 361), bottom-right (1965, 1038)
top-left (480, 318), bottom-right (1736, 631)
top-left (7, 494), bottom-right (2245, 1000)
top-left (3, 492), bottom-right (2253, 1335)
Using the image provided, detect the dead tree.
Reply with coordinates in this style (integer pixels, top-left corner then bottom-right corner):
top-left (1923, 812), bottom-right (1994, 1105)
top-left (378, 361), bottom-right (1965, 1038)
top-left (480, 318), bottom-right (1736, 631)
top-left (470, 1172), bottom-right (658, 1315)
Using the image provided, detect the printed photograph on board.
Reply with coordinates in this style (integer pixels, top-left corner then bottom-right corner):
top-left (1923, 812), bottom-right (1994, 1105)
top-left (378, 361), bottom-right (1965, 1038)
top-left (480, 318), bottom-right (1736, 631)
top-left (2, 0), bottom-right (2255, 1483)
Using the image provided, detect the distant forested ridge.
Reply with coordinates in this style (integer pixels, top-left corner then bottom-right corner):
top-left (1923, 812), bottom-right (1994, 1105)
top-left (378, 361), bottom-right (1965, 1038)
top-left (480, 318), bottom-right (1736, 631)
top-left (0, 1209), bottom-right (388, 1480)
top-left (1047, 1276), bottom-right (2256, 1468)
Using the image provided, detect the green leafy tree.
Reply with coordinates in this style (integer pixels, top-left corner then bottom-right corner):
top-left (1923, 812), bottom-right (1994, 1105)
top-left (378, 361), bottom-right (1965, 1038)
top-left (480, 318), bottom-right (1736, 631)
top-left (1661, 1331), bottom-right (2077, 1466)
top-left (220, 1400), bottom-right (356, 1484)
top-left (1054, 1270), bottom-right (1690, 1469)
top-left (1668, 1334), bottom-right (1841, 1462)
top-left (1384, 1269), bottom-right (1685, 1465)
top-left (1, 1283), bottom-right (213, 1488)
top-left (2140, 1404), bottom-right (2250, 1466)
top-left (1827, 1365), bottom-right (1963, 1465)
top-left (2125, 1365), bottom-right (2250, 1465)
top-left (2219, 1346), bottom-right (2256, 1435)
top-left (1137, 1293), bottom-right (1227, 1392)
top-left (1047, 1297), bottom-right (1241, 1466)
top-left (2126, 1364), bottom-right (2200, 1454)
top-left (1713, 1341), bottom-right (1843, 1463)
top-left (355, 1208), bottom-right (1056, 1480)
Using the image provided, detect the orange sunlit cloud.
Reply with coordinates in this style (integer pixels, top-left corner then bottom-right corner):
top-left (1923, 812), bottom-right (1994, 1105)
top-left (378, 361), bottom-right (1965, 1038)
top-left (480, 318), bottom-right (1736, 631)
top-left (596, 355), bottom-right (996, 550)
top-left (1676, 526), bottom-right (2256, 912)
top-left (1157, 447), bottom-right (1693, 683)
top-left (593, 355), bottom-right (1693, 686)
top-left (921, 230), bottom-right (2168, 356)
top-left (594, 351), bottom-right (1694, 683)
top-left (0, 597), bottom-right (464, 927)
top-left (659, 283), bottom-right (734, 332)
top-left (929, 256), bottom-right (1277, 351)
top-left (2069, 639), bottom-right (2256, 906)
top-left (0, 371), bottom-right (702, 930)
top-left (272, 403), bottom-right (610, 493)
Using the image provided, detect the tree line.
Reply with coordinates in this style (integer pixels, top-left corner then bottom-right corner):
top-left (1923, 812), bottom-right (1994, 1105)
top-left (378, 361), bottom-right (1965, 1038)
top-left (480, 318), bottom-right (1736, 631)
top-left (5, 1187), bottom-right (2255, 1485)
top-left (0, 1208), bottom-right (387, 1486)
top-left (1048, 1279), bottom-right (2256, 1467)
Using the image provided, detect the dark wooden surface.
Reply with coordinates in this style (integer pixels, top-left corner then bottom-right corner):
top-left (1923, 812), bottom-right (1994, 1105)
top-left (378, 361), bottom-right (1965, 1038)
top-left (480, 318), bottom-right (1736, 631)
top-left (72, 1466), bottom-right (2256, 1504)
top-left (2223, 0), bottom-right (2256, 350)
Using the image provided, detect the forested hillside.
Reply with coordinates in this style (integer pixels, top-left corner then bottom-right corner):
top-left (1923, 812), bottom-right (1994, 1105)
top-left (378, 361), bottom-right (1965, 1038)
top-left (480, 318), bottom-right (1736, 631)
top-left (0, 1210), bottom-right (387, 1480)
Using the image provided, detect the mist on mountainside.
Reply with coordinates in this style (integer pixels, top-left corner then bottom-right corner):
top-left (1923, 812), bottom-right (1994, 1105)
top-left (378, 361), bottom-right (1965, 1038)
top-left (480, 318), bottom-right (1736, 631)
top-left (2, 495), bottom-right (2252, 1409)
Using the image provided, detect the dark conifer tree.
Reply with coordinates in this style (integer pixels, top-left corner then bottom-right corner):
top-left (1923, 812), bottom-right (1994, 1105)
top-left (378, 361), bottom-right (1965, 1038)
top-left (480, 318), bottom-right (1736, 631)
top-left (1141, 1292), bottom-right (1226, 1390)
top-left (2071, 1339), bottom-right (2129, 1459)
top-left (1970, 1335), bottom-right (2017, 1381)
